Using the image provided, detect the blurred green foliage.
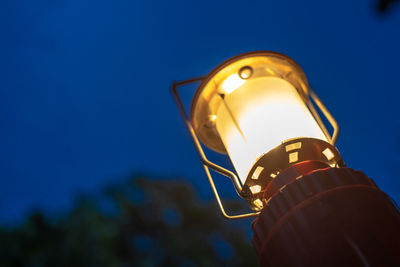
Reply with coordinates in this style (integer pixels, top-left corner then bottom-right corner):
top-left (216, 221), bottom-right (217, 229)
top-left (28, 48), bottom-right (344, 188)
top-left (0, 177), bottom-right (257, 266)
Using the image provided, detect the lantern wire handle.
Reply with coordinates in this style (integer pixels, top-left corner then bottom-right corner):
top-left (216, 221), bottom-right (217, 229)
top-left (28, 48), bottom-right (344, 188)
top-left (171, 77), bottom-right (261, 220)
top-left (308, 88), bottom-right (340, 145)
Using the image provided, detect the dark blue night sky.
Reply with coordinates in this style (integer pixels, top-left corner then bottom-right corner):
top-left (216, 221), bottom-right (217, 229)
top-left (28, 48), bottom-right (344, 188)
top-left (1, 0), bottom-right (399, 223)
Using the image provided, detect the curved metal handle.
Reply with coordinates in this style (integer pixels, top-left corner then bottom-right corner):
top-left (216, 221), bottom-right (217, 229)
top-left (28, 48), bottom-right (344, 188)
top-left (171, 77), bottom-right (260, 220)
top-left (307, 88), bottom-right (340, 145)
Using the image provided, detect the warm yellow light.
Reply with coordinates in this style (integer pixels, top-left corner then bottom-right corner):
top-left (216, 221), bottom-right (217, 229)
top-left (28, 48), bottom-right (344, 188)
top-left (221, 74), bottom-right (246, 94)
top-left (174, 51), bottom-right (342, 214)
top-left (215, 76), bottom-right (327, 183)
top-left (191, 52), bottom-right (332, 186)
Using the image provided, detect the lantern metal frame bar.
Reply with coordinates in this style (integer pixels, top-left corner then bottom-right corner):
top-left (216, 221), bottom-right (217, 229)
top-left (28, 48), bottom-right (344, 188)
top-left (308, 89), bottom-right (340, 145)
top-left (171, 77), bottom-right (260, 219)
top-left (171, 76), bottom-right (339, 220)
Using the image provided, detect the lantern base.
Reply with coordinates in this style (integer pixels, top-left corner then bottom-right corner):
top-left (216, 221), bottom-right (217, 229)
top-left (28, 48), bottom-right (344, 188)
top-left (242, 138), bottom-right (344, 210)
top-left (252, 167), bottom-right (400, 266)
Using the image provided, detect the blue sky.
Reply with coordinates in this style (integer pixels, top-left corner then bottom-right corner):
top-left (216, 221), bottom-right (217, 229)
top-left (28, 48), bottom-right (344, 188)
top-left (1, 0), bottom-right (399, 223)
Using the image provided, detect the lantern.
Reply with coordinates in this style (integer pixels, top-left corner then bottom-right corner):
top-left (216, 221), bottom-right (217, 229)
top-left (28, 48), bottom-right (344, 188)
top-left (171, 51), bottom-right (344, 218)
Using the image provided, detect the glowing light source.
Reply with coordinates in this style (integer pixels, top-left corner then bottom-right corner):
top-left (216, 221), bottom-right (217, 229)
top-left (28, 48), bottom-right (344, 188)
top-left (251, 166), bottom-right (264, 180)
top-left (250, 185), bottom-right (262, 194)
top-left (190, 51), bottom-right (336, 185)
top-left (323, 147), bottom-right (335, 161)
top-left (221, 74), bottom-right (246, 94)
top-left (215, 76), bottom-right (326, 182)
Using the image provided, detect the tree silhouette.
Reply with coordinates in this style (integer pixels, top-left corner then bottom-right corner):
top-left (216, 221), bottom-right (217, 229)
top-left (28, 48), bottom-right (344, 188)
top-left (377, 0), bottom-right (399, 13)
top-left (0, 176), bottom-right (257, 267)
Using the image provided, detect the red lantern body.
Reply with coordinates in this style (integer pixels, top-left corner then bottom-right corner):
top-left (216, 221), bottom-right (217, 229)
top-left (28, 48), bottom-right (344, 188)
top-left (252, 165), bottom-right (400, 266)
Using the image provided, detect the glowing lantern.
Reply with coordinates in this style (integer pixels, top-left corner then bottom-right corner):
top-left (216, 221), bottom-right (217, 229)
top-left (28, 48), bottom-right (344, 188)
top-left (171, 51), bottom-right (344, 218)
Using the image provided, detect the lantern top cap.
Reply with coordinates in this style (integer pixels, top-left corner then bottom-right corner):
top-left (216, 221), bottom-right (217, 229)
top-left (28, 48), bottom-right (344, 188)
top-left (191, 51), bottom-right (311, 154)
